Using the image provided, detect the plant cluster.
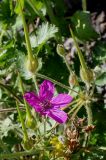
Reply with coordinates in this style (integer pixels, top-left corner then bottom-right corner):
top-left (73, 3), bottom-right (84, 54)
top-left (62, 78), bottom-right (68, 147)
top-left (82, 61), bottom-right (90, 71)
top-left (0, 0), bottom-right (106, 160)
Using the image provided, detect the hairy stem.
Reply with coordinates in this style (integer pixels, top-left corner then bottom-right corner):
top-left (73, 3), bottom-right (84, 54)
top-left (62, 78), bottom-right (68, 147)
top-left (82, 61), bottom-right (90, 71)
top-left (0, 148), bottom-right (52, 159)
top-left (63, 56), bottom-right (73, 74)
top-left (68, 99), bottom-right (82, 115)
top-left (36, 73), bottom-right (79, 94)
top-left (0, 82), bottom-right (22, 103)
top-left (16, 101), bottom-right (28, 141)
top-left (26, 0), bottom-right (46, 21)
top-left (85, 104), bottom-right (92, 125)
top-left (0, 107), bottom-right (25, 113)
top-left (32, 75), bottom-right (39, 94)
top-left (71, 101), bottom-right (84, 120)
top-left (70, 28), bottom-right (87, 71)
top-left (18, 74), bottom-right (32, 119)
top-left (18, 0), bottom-right (33, 60)
top-left (82, 0), bottom-right (87, 11)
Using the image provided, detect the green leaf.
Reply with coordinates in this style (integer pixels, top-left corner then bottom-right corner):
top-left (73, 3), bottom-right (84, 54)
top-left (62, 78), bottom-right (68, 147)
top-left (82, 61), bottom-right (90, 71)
top-left (0, 0), bottom-right (15, 26)
top-left (0, 116), bottom-right (20, 138)
top-left (71, 11), bottom-right (99, 41)
top-left (30, 22), bottom-right (58, 48)
top-left (26, 0), bottom-right (46, 19)
top-left (92, 41), bottom-right (106, 65)
top-left (95, 72), bottom-right (106, 86)
top-left (15, 0), bottom-right (24, 14)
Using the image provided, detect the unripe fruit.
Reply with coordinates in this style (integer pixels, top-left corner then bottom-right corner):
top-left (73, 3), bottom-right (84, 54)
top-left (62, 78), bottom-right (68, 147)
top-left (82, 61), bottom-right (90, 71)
top-left (80, 67), bottom-right (93, 84)
top-left (69, 73), bottom-right (78, 87)
top-left (22, 137), bottom-right (34, 150)
top-left (25, 114), bottom-right (36, 129)
top-left (26, 56), bottom-right (38, 74)
top-left (57, 44), bottom-right (65, 57)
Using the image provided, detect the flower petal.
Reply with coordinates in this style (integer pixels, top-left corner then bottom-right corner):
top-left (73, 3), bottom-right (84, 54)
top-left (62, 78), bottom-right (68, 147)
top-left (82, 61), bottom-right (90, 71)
top-left (24, 92), bottom-right (42, 112)
top-left (39, 80), bottom-right (54, 101)
top-left (51, 94), bottom-right (73, 108)
top-left (48, 109), bottom-right (68, 123)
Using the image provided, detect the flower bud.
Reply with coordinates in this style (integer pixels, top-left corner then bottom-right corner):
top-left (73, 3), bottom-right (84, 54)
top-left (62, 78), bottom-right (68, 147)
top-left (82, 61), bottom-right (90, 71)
top-left (80, 67), bottom-right (93, 85)
top-left (26, 56), bottom-right (38, 74)
top-left (22, 137), bottom-right (34, 150)
top-left (57, 44), bottom-right (65, 57)
top-left (25, 114), bottom-right (36, 129)
top-left (69, 73), bottom-right (78, 87)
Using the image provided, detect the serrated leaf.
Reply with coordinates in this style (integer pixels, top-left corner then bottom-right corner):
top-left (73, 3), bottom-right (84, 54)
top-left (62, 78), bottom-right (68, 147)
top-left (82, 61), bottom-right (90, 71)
top-left (30, 22), bottom-right (58, 48)
top-left (71, 11), bottom-right (99, 41)
top-left (0, 117), bottom-right (20, 138)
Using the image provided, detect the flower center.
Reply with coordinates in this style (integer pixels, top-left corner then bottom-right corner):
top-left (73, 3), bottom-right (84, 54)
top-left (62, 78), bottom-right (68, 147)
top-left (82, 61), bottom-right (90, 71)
top-left (43, 100), bottom-right (51, 109)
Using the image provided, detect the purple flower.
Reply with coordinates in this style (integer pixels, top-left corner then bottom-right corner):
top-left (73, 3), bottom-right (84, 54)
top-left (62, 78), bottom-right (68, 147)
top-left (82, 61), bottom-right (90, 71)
top-left (24, 80), bottom-right (73, 123)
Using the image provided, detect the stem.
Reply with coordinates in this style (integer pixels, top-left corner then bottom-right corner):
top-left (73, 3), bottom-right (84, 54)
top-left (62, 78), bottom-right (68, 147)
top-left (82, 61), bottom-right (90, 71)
top-left (36, 73), bottom-right (79, 94)
top-left (63, 56), bottom-right (73, 74)
top-left (32, 75), bottom-right (39, 94)
top-left (71, 102), bottom-right (84, 120)
top-left (18, 74), bottom-right (32, 119)
top-left (70, 28), bottom-right (87, 71)
top-left (63, 98), bottom-right (80, 110)
top-left (82, 0), bottom-right (87, 11)
top-left (0, 148), bottom-right (52, 159)
top-left (0, 107), bottom-right (25, 113)
top-left (16, 101), bottom-right (28, 141)
top-left (44, 117), bottom-right (47, 135)
top-left (0, 82), bottom-right (22, 103)
top-left (83, 104), bottom-right (93, 147)
top-left (85, 104), bottom-right (92, 125)
top-left (26, 0), bottom-right (46, 21)
top-left (68, 100), bottom-right (82, 115)
top-left (18, 0), bottom-right (33, 60)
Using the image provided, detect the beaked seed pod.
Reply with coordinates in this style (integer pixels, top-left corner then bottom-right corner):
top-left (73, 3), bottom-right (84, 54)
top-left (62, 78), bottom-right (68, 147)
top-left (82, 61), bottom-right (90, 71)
top-left (26, 56), bottom-right (38, 74)
top-left (57, 44), bottom-right (65, 57)
top-left (80, 67), bottom-right (94, 84)
top-left (22, 137), bottom-right (34, 150)
top-left (25, 114), bottom-right (36, 129)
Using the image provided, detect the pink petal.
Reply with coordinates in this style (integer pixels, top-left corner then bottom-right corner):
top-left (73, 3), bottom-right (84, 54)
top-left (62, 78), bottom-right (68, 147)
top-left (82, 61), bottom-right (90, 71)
top-left (51, 94), bottom-right (73, 108)
top-left (48, 109), bottom-right (68, 123)
top-left (24, 92), bottom-right (42, 112)
top-left (39, 80), bottom-right (54, 101)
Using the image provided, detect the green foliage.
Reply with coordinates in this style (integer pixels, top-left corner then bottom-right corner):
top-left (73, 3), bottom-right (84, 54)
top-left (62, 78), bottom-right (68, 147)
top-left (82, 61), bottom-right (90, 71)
top-left (30, 22), bottom-right (58, 48)
top-left (95, 72), bottom-right (106, 86)
top-left (71, 11), bottom-right (99, 41)
top-left (92, 41), bottom-right (106, 65)
top-left (15, 0), bottom-right (25, 14)
top-left (0, 0), bottom-right (106, 159)
top-left (0, 0), bottom-right (16, 27)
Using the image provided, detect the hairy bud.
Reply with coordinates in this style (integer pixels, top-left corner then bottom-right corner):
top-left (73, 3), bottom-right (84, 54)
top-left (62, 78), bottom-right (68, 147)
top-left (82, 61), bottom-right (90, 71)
top-left (26, 56), bottom-right (38, 74)
top-left (57, 44), bottom-right (65, 57)
top-left (69, 73), bottom-right (78, 87)
top-left (80, 67), bottom-right (93, 85)
top-left (22, 137), bottom-right (34, 150)
top-left (25, 114), bottom-right (36, 129)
